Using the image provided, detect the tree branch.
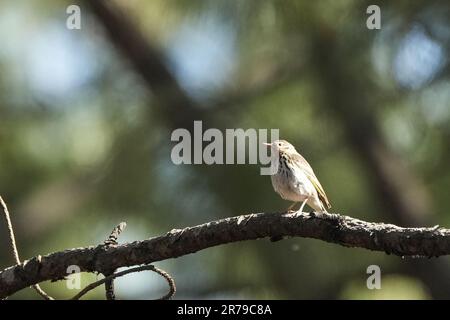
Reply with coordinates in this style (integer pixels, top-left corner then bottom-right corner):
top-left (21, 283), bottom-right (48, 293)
top-left (102, 222), bottom-right (127, 300)
top-left (1, 211), bottom-right (449, 298)
top-left (1, 196), bottom-right (54, 300)
top-left (309, 25), bottom-right (450, 298)
top-left (70, 265), bottom-right (175, 300)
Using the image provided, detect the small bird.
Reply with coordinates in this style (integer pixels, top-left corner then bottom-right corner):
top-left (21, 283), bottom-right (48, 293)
top-left (264, 140), bottom-right (331, 213)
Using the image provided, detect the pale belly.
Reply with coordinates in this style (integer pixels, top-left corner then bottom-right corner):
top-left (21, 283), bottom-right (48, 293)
top-left (271, 169), bottom-right (317, 202)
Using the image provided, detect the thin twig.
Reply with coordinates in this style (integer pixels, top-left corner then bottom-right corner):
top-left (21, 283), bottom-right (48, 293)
top-left (70, 265), bottom-right (176, 300)
top-left (0, 196), bottom-right (21, 265)
top-left (103, 222), bottom-right (127, 300)
top-left (151, 265), bottom-right (176, 300)
top-left (104, 222), bottom-right (127, 246)
top-left (32, 282), bottom-right (54, 300)
top-left (0, 195), bottom-right (54, 300)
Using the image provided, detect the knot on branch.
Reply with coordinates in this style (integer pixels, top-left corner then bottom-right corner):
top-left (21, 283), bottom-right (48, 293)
top-left (72, 222), bottom-right (177, 300)
top-left (0, 196), bottom-right (177, 300)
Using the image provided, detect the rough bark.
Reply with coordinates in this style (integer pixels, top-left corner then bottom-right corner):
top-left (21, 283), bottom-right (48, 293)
top-left (1, 211), bottom-right (449, 299)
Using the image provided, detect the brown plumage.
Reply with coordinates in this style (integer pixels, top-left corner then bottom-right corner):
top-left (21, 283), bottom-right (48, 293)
top-left (265, 140), bottom-right (331, 213)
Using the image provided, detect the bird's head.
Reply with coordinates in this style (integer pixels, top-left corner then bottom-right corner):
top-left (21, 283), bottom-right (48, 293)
top-left (263, 139), bottom-right (296, 154)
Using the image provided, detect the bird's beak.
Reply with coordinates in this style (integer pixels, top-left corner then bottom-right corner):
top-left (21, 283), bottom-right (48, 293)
top-left (263, 142), bottom-right (272, 148)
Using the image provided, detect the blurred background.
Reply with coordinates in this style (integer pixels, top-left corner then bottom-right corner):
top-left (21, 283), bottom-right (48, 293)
top-left (1, 0), bottom-right (450, 299)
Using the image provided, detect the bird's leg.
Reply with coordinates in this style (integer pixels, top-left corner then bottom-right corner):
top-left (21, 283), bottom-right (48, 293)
top-left (286, 202), bottom-right (298, 212)
top-left (297, 198), bottom-right (309, 214)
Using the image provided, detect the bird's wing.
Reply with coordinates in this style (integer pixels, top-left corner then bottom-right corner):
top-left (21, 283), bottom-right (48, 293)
top-left (291, 153), bottom-right (331, 209)
top-left (306, 171), bottom-right (331, 209)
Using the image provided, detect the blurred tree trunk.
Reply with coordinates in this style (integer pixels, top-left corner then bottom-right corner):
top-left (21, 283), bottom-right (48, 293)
top-left (84, 0), bottom-right (203, 130)
top-left (311, 24), bottom-right (450, 299)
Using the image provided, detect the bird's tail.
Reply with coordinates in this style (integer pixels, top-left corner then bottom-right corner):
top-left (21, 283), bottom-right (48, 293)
top-left (308, 197), bottom-right (328, 213)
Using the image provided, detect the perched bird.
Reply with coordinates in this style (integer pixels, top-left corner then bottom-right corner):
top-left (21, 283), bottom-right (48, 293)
top-left (264, 140), bottom-right (331, 213)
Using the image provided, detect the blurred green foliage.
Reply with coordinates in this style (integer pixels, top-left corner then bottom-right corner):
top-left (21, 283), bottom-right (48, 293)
top-left (1, 0), bottom-right (450, 299)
